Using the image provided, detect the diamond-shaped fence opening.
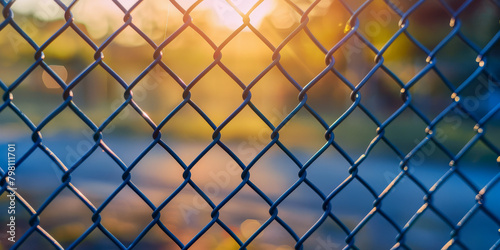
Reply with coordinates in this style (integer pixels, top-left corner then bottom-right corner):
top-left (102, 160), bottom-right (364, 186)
top-left (1, 0), bottom-right (500, 249)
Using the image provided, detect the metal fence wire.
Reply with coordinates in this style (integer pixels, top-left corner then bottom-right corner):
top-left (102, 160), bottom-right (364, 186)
top-left (1, 0), bottom-right (500, 249)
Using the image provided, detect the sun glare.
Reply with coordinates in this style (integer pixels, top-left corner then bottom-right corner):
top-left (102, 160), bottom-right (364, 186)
top-left (207, 0), bottom-right (275, 30)
top-left (10, 0), bottom-right (279, 46)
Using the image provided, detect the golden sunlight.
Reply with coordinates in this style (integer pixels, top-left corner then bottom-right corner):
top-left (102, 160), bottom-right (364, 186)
top-left (207, 0), bottom-right (275, 30)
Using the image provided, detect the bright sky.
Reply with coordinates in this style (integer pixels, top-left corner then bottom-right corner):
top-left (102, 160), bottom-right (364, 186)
top-left (11, 0), bottom-right (274, 32)
top-left (10, 0), bottom-right (334, 46)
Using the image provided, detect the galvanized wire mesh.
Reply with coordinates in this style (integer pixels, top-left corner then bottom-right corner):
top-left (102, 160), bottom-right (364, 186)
top-left (1, 0), bottom-right (500, 249)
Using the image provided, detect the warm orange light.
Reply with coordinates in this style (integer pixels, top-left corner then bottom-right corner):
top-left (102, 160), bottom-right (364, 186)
top-left (42, 65), bottom-right (68, 89)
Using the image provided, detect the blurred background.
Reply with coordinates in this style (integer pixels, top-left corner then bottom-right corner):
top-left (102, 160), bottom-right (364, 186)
top-left (1, 0), bottom-right (500, 249)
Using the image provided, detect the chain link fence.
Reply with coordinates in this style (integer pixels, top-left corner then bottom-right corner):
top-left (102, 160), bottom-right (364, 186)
top-left (1, 0), bottom-right (500, 249)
